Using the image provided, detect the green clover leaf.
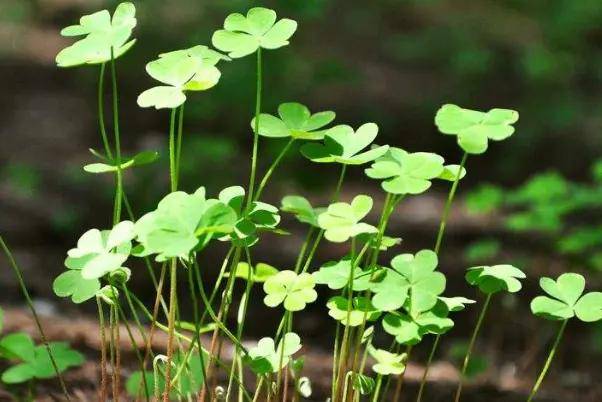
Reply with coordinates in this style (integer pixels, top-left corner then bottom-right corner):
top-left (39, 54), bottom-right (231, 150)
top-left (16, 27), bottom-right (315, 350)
top-left (244, 332), bottom-right (302, 374)
top-left (0, 338), bottom-right (84, 384)
top-left (465, 264), bottom-right (526, 294)
top-left (53, 269), bottom-right (101, 304)
top-left (438, 164), bottom-right (468, 182)
top-left (301, 123), bottom-right (389, 165)
top-left (368, 346), bottom-right (407, 376)
top-left (138, 46), bottom-right (227, 109)
top-left (382, 301), bottom-right (454, 345)
top-left (218, 186), bottom-right (281, 247)
top-left (226, 262), bottom-right (279, 283)
top-left (252, 102), bottom-right (336, 140)
top-left (313, 258), bottom-right (372, 291)
top-left (371, 250), bottom-right (445, 314)
top-left (212, 7), bottom-right (298, 58)
top-left (365, 147), bottom-right (445, 194)
top-left (281, 195), bottom-right (324, 227)
top-left (56, 2), bottom-right (137, 67)
top-left (135, 188), bottom-right (237, 260)
top-left (438, 296), bottom-right (476, 312)
top-left (353, 373), bottom-right (375, 396)
top-left (435, 104), bottom-right (519, 154)
top-left (83, 150), bottom-right (159, 174)
top-left (263, 270), bottom-right (317, 311)
top-left (64, 220), bottom-right (134, 279)
top-left (326, 296), bottom-right (381, 327)
top-left (531, 273), bottom-right (602, 322)
top-left (318, 195), bottom-right (377, 243)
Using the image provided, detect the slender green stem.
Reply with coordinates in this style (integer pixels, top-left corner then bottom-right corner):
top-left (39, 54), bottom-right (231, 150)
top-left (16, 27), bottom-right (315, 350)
top-left (163, 259), bottom-right (178, 401)
top-left (0, 235), bottom-right (71, 401)
top-left (109, 305), bottom-right (120, 402)
top-left (391, 345), bottom-right (413, 402)
top-left (294, 227), bottom-right (315, 273)
top-left (97, 63), bottom-right (113, 159)
top-left (453, 293), bottom-right (492, 402)
top-left (175, 103), bottom-right (185, 187)
top-left (433, 152), bottom-right (467, 254)
top-left (246, 47), bottom-right (263, 209)
top-left (168, 108), bottom-right (178, 193)
top-left (526, 320), bottom-right (568, 402)
top-left (96, 297), bottom-right (108, 401)
top-left (110, 48), bottom-right (123, 225)
top-left (254, 138), bottom-right (295, 201)
top-left (415, 335), bottom-right (440, 402)
top-left (371, 375), bottom-right (383, 402)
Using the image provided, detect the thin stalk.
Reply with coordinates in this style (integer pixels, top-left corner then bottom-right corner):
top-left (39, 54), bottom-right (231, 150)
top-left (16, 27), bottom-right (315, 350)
top-left (415, 152), bottom-right (468, 402)
top-left (163, 259), bottom-right (178, 401)
top-left (391, 346), bottom-right (413, 402)
top-left (253, 138), bottom-right (295, 201)
top-left (141, 263), bottom-right (167, 375)
top-left (110, 48), bottom-right (123, 225)
top-left (97, 63), bottom-right (113, 159)
top-left (168, 108), bottom-right (178, 192)
top-left (97, 297), bottom-right (108, 402)
top-left (252, 377), bottom-right (265, 402)
top-left (109, 306), bottom-right (120, 402)
top-left (453, 293), bottom-right (492, 402)
top-left (294, 228), bottom-right (314, 273)
top-left (184, 263), bottom-right (209, 393)
top-left (175, 103), bottom-right (185, 187)
top-left (332, 164), bottom-right (347, 202)
top-left (331, 322), bottom-right (341, 398)
top-left (0, 235), bottom-right (71, 401)
top-left (371, 375), bottom-right (383, 402)
top-left (526, 320), bottom-right (568, 402)
top-left (246, 47), bottom-right (263, 208)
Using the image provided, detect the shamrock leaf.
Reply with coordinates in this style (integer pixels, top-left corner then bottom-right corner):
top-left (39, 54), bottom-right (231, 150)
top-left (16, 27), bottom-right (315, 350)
top-left (218, 186), bottom-right (281, 247)
top-left (439, 296), bottom-right (476, 312)
top-left (313, 258), bottom-right (373, 291)
top-left (0, 333), bottom-right (35, 362)
top-left (382, 302), bottom-right (454, 345)
top-left (438, 164), bottom-right (468, 182)
top-left (56, 2), bottom-right (137, 67)
top-left (263, 270), bottom-right (317, 311)
top-left (371, 250), bottom-right (445, 314)
top-left (252, 102), bottom-right (336, 140)
top-left (435, 104), bottom-right (519, 154)
top-left (466, 264), bottom-right (526, 294)
top-left (281, 195), bottom-right (324, 227)
top-left (138, 46), bottom-right (227, 109)
top-left (226, 262), bottom-right (279, 283)
top-left (65, 220), bottom-right (134, 279)
top-left (318, 195), bottom-right (377, 242)
top-left (368, 346), bottom-right (407, 376)
top-left (353, 373), bottom-right (375, 395)
top-left (1, 340), bottom-right (83, 384)
top-left (357, 233), bottom-right (402, 251)
top-left (135, 188), bottom-right (237, 260)
top-left (531, 273), bottom-right (602, 322)
top-left (244, 332), bottom-right (302, 374)
top-left (83, 150), bottom-right (159, 174)
top-left (53, 270), bottom-right (101, 304)
top-left (301, 123), bottom-right (389, 165)
top-left (326, 296), bottom-right (381, 327)
top-left (212, 7), bottom-right (297, 58)
top-left (365, 147), bottom-right (445, 194)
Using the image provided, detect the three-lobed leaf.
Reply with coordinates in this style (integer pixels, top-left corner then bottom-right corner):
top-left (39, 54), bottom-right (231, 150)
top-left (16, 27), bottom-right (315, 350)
top-left (263, 270), bottom-right (317, 312)
top-left (252, 102), bottom-right (336, 140)
top-left (465, 264), bottom-right (526, 294)
top-left (318, 195), bottom-right (377, 242)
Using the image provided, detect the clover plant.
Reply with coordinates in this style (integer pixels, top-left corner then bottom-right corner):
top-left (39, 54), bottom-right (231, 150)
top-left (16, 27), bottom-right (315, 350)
top-left (3, 3), bottom-right (584, 401)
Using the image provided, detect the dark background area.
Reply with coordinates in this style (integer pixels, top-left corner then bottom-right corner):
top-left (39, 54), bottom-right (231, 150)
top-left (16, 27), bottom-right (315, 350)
top-left (1, 0), bottom-right (601, 400)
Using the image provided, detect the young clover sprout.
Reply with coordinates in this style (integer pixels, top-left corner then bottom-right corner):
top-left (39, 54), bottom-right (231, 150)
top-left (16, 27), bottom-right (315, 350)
top-left (435, 104), bottom-right (519, 155)
top-left (365, 148), bottom-right (445, 194)
top-left (244, 332), bottom-right (302, 375)
top-left (454, 264), bottom-right (526, 402)
top-left (212, 8), bottom-right (298, 58)
top-left (371, 249), bottom-right (445, 312)
top-left (317, 195), bottom-right (378, 242)
top-left (252, 102), bottom-right (336, 140)
top-left (301, 123), bottom-right (389, 165)
top-left (527, 273), bottom-right (602, 401)
top-left (134, 187), bottom-right (237, 260)
top-left (368, 346), bottom-right (408, 402)
top-left (138, 46), bottom-right (228, 109)
top-left (263, 270), bottom-right (318, 312)
top-left (0, 333), bottom-right (83, 385)
top-left (56, 2), bottom-right (137, 68)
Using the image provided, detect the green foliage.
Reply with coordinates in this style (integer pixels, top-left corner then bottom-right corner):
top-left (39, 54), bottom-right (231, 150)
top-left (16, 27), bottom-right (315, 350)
top-left (353, 373), bottom-right (375, 395)
top-left (317, 195), bottom-right (377, 242)
top-left (226, 262), bottom-right (279, 283)
top-left (138, 46), bottom-right (228, 109)
top-left (56, 2), bottom-right (137, 67)
top-left (281, 195), bottom-right (324, 227)
top-left (212, 7), bottom-right (297, 58)
top-left (464, 239), bottom-right (501, 263)
top-left (53, 269), bottom-right (101, 304)
top-left (531, 273), bottom-right (602, 322)
top-left (365, 147), bottom-right (445, 194)
top-left (244, 332), bottom-right (301, 374)
top-left (313, 258), bottom-right (373, 291)
top-left (448, 340), bottom-right (489, 379)
top-left (134, 188), bottom-right (237, 260)
top-left (263, 270), bottom-right (317, 311)
top-left (84, 150), bottom-right (159, 174)
top-left (435, 104), bottom-right (519, 154)
top-left (465, 184), bottom-right (504, 214)
top-left (465, 264), bottom-right (526, 294)
top-left (382, 301), bottom-right (454, 345)
top-left (0, 333), bottom-right (83, 384)
top-left (64, 221), bottom-right (134, 279)
top-left (301, 123), bottom-right (389, 165)
top-left (253, 102), bottom-right (336, 140)
top-left (326, 296), bottom-right (380, 326)
top-left (368, 346), bottom-right (407, 375)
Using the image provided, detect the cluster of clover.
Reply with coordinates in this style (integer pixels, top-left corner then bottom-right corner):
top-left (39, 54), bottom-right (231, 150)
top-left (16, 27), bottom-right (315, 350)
top-left (3, 2), bottom-right (592, 402)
